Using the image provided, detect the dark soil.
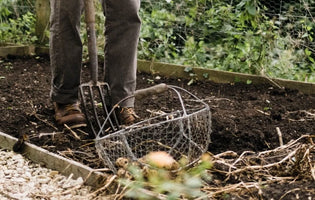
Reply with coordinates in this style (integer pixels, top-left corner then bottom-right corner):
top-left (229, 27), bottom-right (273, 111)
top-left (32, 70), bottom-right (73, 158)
top-left (0, 55), bottom-right (314, 199)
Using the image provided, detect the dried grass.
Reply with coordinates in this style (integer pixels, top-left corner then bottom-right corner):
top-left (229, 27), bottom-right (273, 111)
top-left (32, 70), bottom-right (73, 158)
top-left (202, 134), bottom-right (315, 198)
top-left (87, 135), bottom-right (315, 199)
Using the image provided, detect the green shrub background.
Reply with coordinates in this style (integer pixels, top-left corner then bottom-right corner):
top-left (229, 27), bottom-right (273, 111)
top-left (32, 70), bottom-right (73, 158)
top-left (0, 0), bottom-right (314, 82)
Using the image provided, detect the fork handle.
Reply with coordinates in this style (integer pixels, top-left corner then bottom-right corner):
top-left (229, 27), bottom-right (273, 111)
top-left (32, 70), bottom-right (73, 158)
top-left (84, 0), bottom-right (98, 84)
top-left (135, 83), bottom-right (168, 100)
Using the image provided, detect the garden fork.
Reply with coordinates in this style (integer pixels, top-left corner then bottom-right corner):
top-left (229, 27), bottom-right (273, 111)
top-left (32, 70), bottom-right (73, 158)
top-left (79, 0), bottom-right (119, 137)
top-left (80, 0), bottom-right (168, 137)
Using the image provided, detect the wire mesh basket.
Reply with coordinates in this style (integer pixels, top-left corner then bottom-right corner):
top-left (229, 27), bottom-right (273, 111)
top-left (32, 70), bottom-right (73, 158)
top-left (95, 85), bottom-right (211, 172)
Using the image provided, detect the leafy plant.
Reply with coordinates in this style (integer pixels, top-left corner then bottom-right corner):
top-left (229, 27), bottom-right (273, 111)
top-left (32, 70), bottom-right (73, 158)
top-left (0, 0), bottom-right (314, 82)
top-left (138, 0), bottom-right (315, 82)
top-left (0, 0), bottom-right (37, 44)
top-left (119, 154), bottom-right (212, 200)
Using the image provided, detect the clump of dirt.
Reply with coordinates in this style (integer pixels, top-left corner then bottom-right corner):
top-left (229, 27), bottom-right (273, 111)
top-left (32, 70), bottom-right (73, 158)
top-left (0, 55), bottom-right (314, 199)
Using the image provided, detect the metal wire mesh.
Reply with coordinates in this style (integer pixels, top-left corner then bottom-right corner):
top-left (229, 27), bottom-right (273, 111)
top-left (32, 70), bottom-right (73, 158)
top-left (261, 0), bottom-right (315, 47)
top-left (6, 1), bottom-right (315, 49)
top-left (95, 85), bottom-right (211, 172)
top-left (138, 0), bottom-right (315, 81)
top-left (139, 0), bottom-right (315, 51)
top-left (3, 1), bottom-right (315, 81)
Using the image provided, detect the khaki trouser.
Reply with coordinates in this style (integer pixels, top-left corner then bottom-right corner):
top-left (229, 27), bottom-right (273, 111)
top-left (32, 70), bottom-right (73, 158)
top-left (49, 0), bottom-right (141, 107)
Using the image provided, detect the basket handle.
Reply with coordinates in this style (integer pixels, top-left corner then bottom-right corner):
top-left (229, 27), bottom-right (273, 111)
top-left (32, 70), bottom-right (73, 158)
top-left (134, 83), bottom-right (168, 100)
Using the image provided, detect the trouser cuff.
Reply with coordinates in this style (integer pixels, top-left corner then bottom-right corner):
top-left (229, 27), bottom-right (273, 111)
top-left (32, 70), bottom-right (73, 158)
top-left (50, 85), bottom-right (79, 104)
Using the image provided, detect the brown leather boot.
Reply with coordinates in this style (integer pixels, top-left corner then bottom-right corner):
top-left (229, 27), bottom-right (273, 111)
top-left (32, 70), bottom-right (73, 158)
top-left (53, 102), bottom-right (86, 128)
top-left (116, 107), bottom-right (139, 126)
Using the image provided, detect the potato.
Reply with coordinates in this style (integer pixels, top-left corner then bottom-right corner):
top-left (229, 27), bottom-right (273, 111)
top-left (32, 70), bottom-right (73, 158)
top-left (145, 151), bottom-right (179, 170)
top-left (115, 157), bottom-right (129, 169)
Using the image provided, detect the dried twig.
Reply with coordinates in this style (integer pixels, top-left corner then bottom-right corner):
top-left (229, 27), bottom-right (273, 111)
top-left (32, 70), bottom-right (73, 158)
top-left (261, 75), bottom-right (284, 89)
top-left (79, 141), bottom-right (95, 149)
top-left (285, 109), bottom-right (315, 121)
top-left (202, 178), bottom-right (294, 198)
top-left (258, 135), bottom-right (310, 157)
top-left (212, 151), bottom-right (238, 159)
top-left (116, 182), bottom-right (133, 200)
top-left (114, 183), bottom-right (122, 200)
top-left (206, 135), bottom-right (315, 198)
top-left (234, 150), bottom-right (295, 175)
top-left (302, 145), bottom-right (315, 181)
top-left (38, 131), bottom-right (62, 138)
top-left (256, 109), bottom-right (270, 116)
top-left (64, 124), bottom-right (81, 140)
top-left (84, 168), bottom-right (112, 184)
top-left (202, 96), bottom-right (232, 102)
top-left (276, 127), bottom-right (284, 146)
top-left (88, 175), bottom-right (117, 198)
top-left (28, 101), bottom-right (58, 130)
top-left (279, 188), bottom-right (301, 200)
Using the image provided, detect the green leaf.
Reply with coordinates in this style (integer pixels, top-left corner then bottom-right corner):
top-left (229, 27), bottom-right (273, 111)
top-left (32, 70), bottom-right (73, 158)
top-left (302, 33), bottom-right (309, 38)
top-left (247, 4), bottom-right (256, 16)
top-left (234, 77), bottom-right (241, 83)
top-left (184, 66), bottom-right (193, 73)
top-left (185, 176), bottom-right (202, 188)
top-left (308, 56), bottom-right (315, 64)
top-left (305, 48), bottom-right (311, 56)
top-left (264, 107), bottom-right (271, 111)
top-left (203, 73), bottom-right (209, 79)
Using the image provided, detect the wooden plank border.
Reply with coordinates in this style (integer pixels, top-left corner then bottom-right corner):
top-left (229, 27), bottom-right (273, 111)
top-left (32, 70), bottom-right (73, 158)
top-left (1, 46), bottom-right (314, 95)
top-left (0, 45), bottom-right (34, 58)
top-left (138, 60), bottom-right (315, 95)
top-left (0, 131), bottom-right (108, 188)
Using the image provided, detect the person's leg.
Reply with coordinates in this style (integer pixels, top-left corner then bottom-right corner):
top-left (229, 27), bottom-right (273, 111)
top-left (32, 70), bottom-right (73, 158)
top-left (50, 0), bottom-right (84, 104)
top-left (102, 0), bottom-right (141, 107)
top-left (50, 0), bottom-right (86, 127)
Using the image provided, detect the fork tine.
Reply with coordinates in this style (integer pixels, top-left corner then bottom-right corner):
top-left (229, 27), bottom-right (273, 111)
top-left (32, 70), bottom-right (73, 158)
top-left (79, 81), bottom-right (120, 137)
top-left (89, 85), bottom-right (107, 136)
top-left (97, 83), bottom-right (119, 131)
top-left (80, 84), bottom-right (97, 137)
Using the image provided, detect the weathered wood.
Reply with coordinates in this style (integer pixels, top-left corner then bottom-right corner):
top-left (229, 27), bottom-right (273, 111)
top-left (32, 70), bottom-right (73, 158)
top-left (35, 0), bottom-right (50, 44)
top-left (0, 131), bottom-right (108, 188)
top-left (134, 83), bottom-right (168, 100)
top-left (0, 45), bottom-right (33, 57)
top-left (1, 44), bottom-right (314, 95)
top-left (137, 60), bottom-right (315, 95)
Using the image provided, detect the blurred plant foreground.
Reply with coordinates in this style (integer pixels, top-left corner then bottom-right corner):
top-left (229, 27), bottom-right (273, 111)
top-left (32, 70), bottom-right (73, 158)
top-left (1, 0), bottom-right (315, 82)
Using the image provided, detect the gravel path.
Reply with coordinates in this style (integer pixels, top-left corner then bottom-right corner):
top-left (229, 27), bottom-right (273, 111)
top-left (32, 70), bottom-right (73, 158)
top-left (0, 148), bottom-right (97, 200)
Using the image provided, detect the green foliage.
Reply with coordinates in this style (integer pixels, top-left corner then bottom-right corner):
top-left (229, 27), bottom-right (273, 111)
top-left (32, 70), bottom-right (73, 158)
top-left (119, 157), bottom-right (212, 200)
top-left (0, 12), bottom-right (37, 44)
top-left (0, 0), bottom-right (314, 82)
top-left (0, 0), bottom-right (37, 44)
top-left (139, 0), bottom-right (315, 82)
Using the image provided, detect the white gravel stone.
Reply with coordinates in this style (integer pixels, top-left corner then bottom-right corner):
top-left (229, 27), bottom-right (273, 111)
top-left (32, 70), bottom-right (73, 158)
top-left (0, 148), bottom-right (101, 199)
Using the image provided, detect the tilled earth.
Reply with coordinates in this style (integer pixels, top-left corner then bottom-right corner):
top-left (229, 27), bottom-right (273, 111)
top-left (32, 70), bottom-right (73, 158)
top-left (0, 55), bottom-right (314, 199)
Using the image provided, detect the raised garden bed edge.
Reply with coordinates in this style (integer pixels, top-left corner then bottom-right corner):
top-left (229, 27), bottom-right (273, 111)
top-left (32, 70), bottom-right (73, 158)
top-left (2, 45), bottom-right (313, 95)
top-left (0, 131), bottom-right (107, 188)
